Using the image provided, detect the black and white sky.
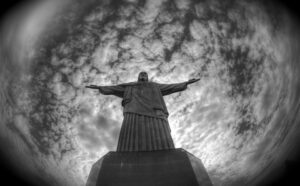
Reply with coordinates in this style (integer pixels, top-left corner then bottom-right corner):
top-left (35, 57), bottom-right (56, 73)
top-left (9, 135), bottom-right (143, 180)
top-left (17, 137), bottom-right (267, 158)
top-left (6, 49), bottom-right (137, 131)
top-left (1, 0), bottom-right (300, 186)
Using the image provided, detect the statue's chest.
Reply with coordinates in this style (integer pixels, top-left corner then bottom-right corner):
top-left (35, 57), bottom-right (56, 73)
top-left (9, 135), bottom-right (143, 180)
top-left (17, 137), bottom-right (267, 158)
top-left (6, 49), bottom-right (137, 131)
top-left (133, 84), bottom-right (156, 97)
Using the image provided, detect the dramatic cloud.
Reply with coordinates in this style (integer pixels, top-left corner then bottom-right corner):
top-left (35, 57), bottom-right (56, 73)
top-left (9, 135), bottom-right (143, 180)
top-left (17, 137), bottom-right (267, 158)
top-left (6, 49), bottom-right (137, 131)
top-left (1, 0), bottom-right (300, 186)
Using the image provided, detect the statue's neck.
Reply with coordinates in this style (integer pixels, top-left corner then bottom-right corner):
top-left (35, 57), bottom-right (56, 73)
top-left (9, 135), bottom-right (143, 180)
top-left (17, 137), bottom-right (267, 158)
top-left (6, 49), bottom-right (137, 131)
top-left (137, 80), bottom-right (149, 83)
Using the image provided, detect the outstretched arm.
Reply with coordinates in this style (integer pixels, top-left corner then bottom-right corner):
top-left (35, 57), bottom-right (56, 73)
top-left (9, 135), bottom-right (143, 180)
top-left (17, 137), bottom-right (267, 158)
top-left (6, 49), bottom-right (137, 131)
top-left (158, 78), bottom-right (200, 96)
top-left (85, 84), bottom-right (125, 98)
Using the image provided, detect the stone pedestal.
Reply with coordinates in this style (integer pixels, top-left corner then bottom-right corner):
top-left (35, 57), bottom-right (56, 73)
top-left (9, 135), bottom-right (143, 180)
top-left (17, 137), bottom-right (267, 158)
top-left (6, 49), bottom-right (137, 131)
top-left (86, 148), bottom-right (213, 186)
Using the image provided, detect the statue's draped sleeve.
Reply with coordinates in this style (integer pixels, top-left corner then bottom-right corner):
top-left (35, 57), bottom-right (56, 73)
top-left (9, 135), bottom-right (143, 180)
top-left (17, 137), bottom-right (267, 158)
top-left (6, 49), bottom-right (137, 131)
top-left (98, 85), bottom-right (126, 98)
top-left (157, 82), bottom-right (188, 96)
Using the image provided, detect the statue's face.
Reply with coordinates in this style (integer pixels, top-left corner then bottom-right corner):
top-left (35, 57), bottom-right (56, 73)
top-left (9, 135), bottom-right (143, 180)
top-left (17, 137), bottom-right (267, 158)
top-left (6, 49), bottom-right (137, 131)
top-left (138, 72), bottom-right (148, 82)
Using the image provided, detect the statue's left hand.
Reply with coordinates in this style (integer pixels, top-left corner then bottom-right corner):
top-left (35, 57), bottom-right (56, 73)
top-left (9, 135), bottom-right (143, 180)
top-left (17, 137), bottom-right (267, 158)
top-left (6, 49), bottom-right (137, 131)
top-left (187, 78), bottom-right (200, 84)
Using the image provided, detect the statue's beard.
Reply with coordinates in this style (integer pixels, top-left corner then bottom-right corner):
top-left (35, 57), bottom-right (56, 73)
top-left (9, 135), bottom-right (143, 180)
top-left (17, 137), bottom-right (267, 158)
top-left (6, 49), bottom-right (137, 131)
top-left (138, 77), bottom-right (148, 82)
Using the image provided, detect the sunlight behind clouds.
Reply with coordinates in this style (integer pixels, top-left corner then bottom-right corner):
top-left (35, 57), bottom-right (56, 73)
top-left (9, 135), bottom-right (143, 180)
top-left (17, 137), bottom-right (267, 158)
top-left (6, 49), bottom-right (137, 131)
top-left (1, 0), bottom-right (300, 186)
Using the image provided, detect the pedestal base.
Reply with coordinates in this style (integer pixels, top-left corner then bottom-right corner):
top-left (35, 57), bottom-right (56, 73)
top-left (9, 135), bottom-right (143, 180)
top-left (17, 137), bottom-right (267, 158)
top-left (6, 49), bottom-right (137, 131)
top-left (86, 148), bottom-right (213, 186)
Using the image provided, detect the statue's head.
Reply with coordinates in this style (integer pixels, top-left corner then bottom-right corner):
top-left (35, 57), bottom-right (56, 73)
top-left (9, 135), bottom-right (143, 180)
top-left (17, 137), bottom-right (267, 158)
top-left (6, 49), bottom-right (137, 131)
top-left (138, 71), bottom-right (148, 82)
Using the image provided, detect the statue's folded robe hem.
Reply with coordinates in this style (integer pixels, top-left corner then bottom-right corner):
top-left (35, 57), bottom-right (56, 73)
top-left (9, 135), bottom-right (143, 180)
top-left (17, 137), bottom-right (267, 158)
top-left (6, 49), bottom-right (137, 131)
top-left (86, 148), bottom-right (213, 186)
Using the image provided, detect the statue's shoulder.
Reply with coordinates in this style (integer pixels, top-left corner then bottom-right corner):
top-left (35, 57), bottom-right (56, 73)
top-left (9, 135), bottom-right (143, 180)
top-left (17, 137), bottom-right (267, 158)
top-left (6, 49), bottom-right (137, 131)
top-left (119, 82), bottom-right (158, 87)
top-left (143, 82), bottom-right (158, 86)
top-left (148, 82), bottom-right (161, 89)
top-left (118, 82), bottom-right (138, 87)
top-left (150, 82), bottom-right (160, 86)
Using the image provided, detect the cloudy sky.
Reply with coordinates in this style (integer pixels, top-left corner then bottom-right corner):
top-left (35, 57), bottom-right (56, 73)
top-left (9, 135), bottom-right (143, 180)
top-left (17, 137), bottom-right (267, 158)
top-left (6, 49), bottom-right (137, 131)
top-left (1, 0), bottom-right (300, 186)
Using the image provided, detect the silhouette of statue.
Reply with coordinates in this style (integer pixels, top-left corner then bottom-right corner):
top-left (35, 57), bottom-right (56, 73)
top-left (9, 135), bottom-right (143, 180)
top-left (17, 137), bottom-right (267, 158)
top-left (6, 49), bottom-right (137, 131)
top-left (86, 72), bottom-right (200, 152)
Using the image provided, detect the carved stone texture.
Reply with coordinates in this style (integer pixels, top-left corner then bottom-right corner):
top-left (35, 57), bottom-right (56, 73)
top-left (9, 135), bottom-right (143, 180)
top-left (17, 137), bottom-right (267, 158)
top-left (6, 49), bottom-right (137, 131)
top-left (86, 149), bottom-right (213, 186)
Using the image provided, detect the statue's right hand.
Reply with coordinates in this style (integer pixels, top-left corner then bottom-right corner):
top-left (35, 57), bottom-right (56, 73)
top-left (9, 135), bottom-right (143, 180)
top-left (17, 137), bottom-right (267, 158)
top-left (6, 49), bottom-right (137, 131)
top-left (85, 85), bottom-right (99, 89)
top-left (187, 78), bottom-right (200, 84)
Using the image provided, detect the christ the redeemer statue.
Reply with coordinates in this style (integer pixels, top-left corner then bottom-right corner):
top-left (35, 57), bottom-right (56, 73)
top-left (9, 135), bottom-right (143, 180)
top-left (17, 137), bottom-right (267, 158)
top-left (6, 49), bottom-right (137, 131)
top-left (86, 72), bottom-right (199, 152)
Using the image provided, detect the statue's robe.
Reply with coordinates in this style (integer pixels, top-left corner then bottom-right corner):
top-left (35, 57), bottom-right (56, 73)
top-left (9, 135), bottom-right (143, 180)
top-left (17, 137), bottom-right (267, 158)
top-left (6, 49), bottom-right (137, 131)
top-left (98, 81), bottom-right (187, 151)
